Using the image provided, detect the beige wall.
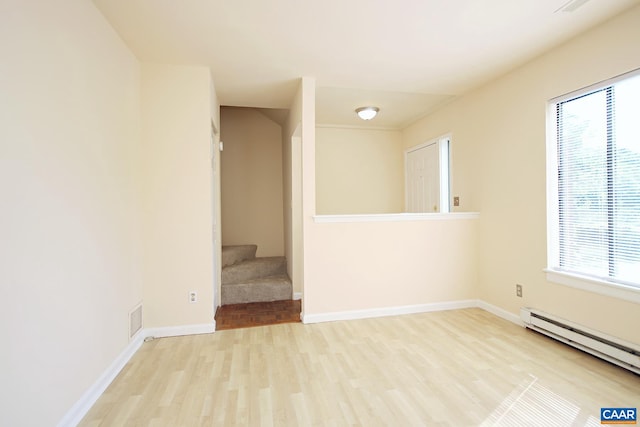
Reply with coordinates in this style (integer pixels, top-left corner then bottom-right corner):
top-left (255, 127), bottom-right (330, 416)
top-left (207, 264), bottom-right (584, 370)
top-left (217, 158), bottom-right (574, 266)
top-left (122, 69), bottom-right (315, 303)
top-left (304, 218), bottom-right (479, 315)
top-left (300, 77), bottom-right (317, 317)
top-left (283, 120), bottom-right (293, 278)
top-left (403, 5), bottom-right (640, 344)
top-left (316, 127), bottom-right (404, 214)
top-left (140, 63), bottom-right (215, 328)
top-left (221, 107), bottom-right (285, 257)
top-left (0, 1), bottom-right (143, 425)
top-left (210, 82), bottom-right (223, 309)
top-left (283, 82), bottom-right (305, 295)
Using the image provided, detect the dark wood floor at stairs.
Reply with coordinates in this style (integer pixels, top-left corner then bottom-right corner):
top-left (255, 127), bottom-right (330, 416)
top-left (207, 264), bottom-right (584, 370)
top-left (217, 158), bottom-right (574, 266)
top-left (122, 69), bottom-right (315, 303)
top-left (214, 300), bottom-right (301, 330)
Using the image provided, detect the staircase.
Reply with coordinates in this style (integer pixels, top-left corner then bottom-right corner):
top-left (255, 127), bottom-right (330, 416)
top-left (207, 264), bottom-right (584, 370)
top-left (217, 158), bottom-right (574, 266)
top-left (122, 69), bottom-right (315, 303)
top-left (221, 245), bottom-right (293, 305)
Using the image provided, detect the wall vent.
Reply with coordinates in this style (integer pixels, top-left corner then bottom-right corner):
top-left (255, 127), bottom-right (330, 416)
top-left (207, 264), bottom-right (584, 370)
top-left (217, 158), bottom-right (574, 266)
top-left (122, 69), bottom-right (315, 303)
top-left (129, 303), bottom-right (143, 339)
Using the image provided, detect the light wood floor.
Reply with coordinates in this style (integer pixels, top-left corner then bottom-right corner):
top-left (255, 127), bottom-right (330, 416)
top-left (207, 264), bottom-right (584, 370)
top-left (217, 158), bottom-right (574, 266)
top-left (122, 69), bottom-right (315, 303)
top-left (80, 309), bottom-right (640, 426)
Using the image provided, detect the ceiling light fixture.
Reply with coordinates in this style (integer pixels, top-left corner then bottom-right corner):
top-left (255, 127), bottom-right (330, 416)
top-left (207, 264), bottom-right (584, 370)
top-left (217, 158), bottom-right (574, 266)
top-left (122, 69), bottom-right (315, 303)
top-left (356, 106), bottom-right (379, 120)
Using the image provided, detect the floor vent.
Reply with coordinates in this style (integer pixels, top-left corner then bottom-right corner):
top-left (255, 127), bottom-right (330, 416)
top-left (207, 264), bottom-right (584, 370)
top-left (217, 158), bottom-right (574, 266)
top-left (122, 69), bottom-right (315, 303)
top-left (521, 308), bottom-right (640, 374)
top-left (129, 304), bottom-right (143, 339)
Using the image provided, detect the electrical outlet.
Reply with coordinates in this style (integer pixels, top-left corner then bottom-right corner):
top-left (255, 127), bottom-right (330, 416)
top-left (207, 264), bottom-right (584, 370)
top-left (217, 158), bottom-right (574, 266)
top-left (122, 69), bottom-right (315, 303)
top-left (516, 284), bottom-right (523, 298)
top-left (453, 196), bottom-right (460, 207)
top-left (189, 291), bottom-right (198, 303)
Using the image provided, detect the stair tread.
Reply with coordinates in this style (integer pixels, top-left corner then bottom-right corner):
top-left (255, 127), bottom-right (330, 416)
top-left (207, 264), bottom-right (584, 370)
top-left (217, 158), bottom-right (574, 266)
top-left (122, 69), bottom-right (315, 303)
top-left (222, 256), bottom-right (287, 285)
top-left (223, 256), bottom-right (284, 268)
top-left (220, 244), bottom-right (290, 304)
top-left (222, 257), bottom-right (286, 272)
top-left (221, 274), bottom-right (292, 305)
top-left (221, 244), bottom-right (257, 268)
top-left (222, 274), bottom-right (291, 286)
top-left (226, 256), bottom-right (284, 263)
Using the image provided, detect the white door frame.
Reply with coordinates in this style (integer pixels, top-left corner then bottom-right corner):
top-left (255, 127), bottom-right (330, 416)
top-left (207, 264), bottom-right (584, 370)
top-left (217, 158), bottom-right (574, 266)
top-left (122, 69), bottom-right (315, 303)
top-left (210, 119), bottom-right (221, 311)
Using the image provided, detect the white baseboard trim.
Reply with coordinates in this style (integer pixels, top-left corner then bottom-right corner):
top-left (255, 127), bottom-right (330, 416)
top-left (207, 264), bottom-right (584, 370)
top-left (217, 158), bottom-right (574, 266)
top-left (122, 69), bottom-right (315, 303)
top-left (57, 333), bottom-right (145, 427)
top-left (302, 299), bottom-right (478, 324)
top-left (293, 292), bottom-right (302, 301)
top-left (145, 322), bottom-right (216, 339)
top-left (476, 300), bottom-right (523, 326)
top-left (58, 322), bottom-right (216, 427)
top-left (301, 299), bottom-right (523, 326)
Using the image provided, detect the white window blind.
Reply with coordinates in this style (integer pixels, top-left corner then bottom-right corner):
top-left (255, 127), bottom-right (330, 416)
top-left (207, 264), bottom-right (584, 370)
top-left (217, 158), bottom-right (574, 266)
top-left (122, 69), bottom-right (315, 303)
top-left (548, 70), bottom-right (640, 289)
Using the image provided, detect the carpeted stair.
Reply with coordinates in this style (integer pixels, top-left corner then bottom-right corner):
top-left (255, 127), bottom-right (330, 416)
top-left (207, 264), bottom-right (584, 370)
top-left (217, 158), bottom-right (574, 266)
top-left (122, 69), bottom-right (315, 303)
top-left (221, 245), bottom-right (292, 305)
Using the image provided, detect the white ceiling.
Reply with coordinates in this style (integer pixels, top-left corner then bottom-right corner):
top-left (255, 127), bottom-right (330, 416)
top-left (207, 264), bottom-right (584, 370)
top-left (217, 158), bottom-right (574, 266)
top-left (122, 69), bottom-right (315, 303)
top-left (93, 0), bottom-right (639, 129)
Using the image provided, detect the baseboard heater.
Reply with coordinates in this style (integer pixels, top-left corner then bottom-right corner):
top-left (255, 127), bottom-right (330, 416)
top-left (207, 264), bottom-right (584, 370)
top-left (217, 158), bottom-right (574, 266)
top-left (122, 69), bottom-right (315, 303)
top-left (520, 307), bottom-right (640, 375)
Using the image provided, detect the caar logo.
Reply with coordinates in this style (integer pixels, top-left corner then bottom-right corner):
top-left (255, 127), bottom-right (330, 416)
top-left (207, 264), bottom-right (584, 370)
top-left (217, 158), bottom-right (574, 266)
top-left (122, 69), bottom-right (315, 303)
top-left (601, 408), bottom-right (637, 424)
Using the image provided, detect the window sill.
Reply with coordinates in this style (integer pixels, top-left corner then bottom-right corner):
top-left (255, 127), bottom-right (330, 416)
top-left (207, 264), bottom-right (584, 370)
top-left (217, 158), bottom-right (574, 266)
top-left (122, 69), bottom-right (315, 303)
top-left (545, 269), bottom-right (640, 304)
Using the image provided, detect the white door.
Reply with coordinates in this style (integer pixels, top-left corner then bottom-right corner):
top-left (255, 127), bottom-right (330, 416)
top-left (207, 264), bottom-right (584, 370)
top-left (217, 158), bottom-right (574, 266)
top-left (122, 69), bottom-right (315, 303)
top-left (406, 143), bottom-right (440, 212)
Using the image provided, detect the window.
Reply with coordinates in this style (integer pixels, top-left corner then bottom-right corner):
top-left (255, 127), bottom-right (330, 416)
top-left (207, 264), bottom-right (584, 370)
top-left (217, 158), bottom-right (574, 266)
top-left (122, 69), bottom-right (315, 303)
top-left (547, 70), bottom-right (640, 296)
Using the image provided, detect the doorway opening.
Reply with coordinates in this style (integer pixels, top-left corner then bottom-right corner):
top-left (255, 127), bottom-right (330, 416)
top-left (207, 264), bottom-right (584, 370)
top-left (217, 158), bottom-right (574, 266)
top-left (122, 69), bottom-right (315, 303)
top-left (218, 107), bottom-right (296, 311)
